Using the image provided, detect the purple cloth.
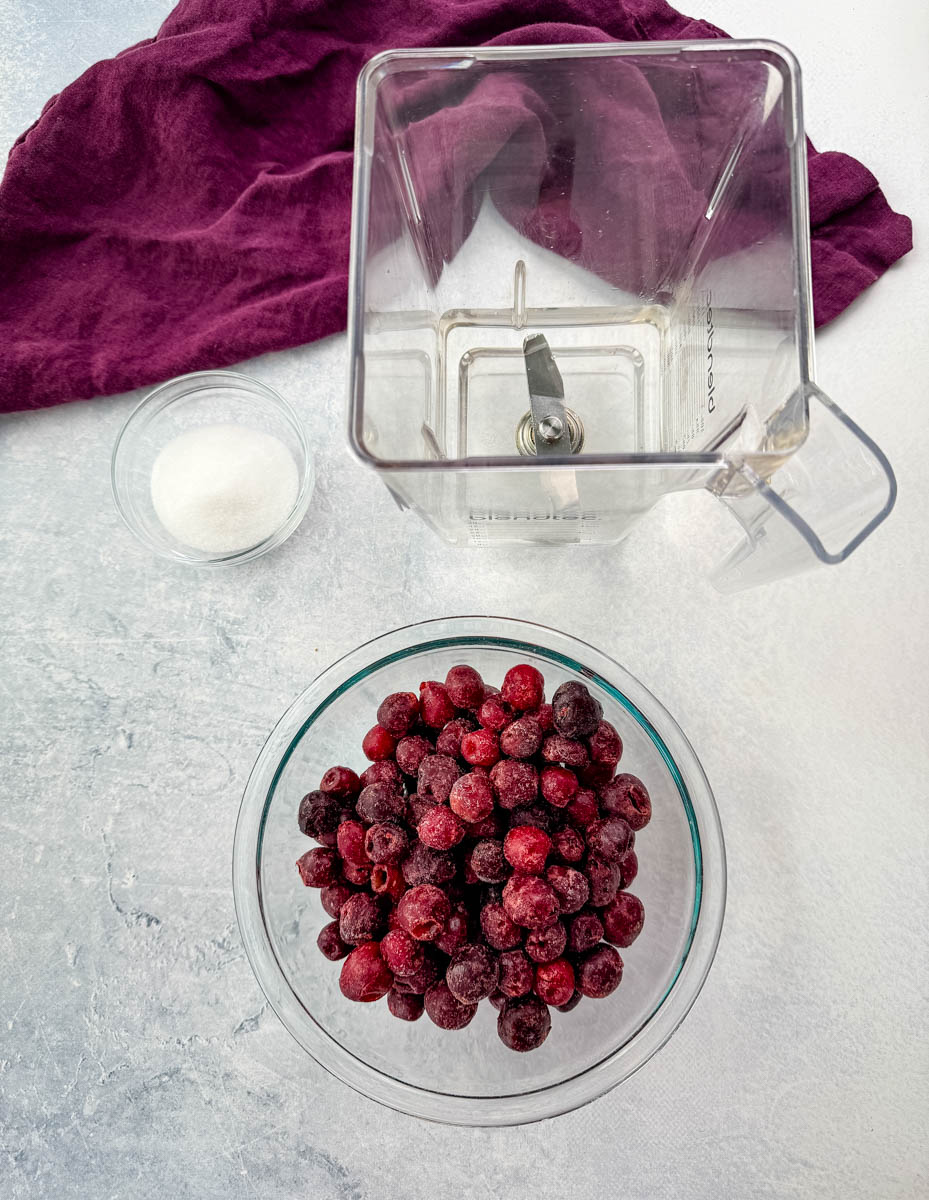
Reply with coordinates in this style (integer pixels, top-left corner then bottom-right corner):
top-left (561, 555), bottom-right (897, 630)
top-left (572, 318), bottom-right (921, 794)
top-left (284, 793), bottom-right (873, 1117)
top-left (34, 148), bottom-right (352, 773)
top-left (0, 0), bottom-right (912, 413)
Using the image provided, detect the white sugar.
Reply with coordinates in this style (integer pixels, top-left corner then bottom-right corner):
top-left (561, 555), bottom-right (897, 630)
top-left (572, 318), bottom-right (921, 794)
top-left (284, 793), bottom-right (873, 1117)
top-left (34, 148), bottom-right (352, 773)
top-left (150, 423), bottom-right (299, 554)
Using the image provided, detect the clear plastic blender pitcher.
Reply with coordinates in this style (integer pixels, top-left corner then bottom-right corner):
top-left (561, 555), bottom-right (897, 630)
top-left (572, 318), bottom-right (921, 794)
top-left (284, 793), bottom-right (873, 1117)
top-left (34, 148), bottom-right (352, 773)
top-left (347, 41), bottom-right (896, 589)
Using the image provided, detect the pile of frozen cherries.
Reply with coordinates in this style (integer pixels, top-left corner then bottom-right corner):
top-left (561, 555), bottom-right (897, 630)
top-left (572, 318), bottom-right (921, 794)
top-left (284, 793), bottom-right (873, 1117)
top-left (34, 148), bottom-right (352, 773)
top-left (296, 664), bottom-right (649, 1052)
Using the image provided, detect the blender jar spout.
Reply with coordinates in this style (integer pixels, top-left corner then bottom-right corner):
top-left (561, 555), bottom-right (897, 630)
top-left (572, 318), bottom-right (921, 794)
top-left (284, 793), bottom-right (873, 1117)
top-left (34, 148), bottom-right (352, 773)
top-left (710, 383), bottom-right (897, 591)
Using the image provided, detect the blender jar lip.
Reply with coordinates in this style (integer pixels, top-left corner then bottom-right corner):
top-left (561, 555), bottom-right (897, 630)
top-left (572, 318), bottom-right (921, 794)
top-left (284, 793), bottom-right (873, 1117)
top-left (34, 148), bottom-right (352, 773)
top-left (347, 38), bottom-right (814, 475)
top-left (232, 616), bottom-right (727, 1126)
top-left (359, 38), bottom-right (802, 78)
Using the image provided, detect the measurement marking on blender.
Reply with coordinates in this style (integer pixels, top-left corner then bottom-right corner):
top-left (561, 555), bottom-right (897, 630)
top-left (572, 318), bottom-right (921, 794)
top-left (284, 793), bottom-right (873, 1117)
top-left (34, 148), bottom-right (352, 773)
top-left (512, 260), bottom-right (527, 330)
top-left (705, 134), bottom-right (745, 220)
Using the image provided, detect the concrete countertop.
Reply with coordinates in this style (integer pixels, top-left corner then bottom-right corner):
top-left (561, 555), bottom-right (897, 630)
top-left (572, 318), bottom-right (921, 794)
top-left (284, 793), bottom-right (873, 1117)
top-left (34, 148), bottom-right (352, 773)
top-left (1, 1), bottom-right (927, 1196)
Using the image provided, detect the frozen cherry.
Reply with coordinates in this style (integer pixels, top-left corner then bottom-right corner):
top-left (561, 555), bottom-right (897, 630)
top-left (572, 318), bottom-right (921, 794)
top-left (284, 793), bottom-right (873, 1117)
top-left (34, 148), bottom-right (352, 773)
top-left (480, 900), bottom-right (523, 950)
top-left (618, 848), bottom-right (638, 889)
top-left (501, 664), bottom-right (545, 711)
top-left (359, 760), bottom-right (402, 792)
top-left (417, 754), bottom-right (461, 803)
top-left (297, 790), bottom-right (341, 840)
top-left (541, 735), bottom-right (589, 769)
top-left (586, 816), bottom-right (633, 863)
top-left (396, 884), bottom-right (451, 941)
top-left (449, 772), bottom-right (494, 824)
top-left (525, 920), bottom-right (567, 964)
top-left (551, 680), bottom-right (602, 739)
top-left (387, 988), bottom-right (424, 1021)
top-left (336, 819), bottom-right (368, 867)
top-left (488, 990), bottom-right (507, 1011)
top-left (477, 695), bottom-right (512, 732)
top-left (317, 920), bottom-right (351, 961)
top-left (490, 760), bottom-right (538, 810)
top-left (339, 942), bottom-right (393, 1002)
top-left (342, 860), bottom-right (372, 886)
top-left (296, 848), bottom-right (340, 888)
top-left (319, 766), bottom-right (361, 801)
top-left (444, 665), bottom-right (485, 710)
top-left (534, 958), bottom-right (575, 1007)
top-left (364, 820), bottom-right (409, 865)
top-left (602, 892), bottom-right (645, 947)
top-left (599, 774), bottom-right (651, 830)
top-left (417, 805), bottom-right (465, 850)
top-left (446, 944), bottom-right (499, 1004)
top-left (356, 781), bottom-right (406, 824)
top-left (424, 981), bottom-right (478, 1030)
top-left (566, 788), bottom-right (599, 828)
top-left (470, 810), bottom-right (504, 838)
top-left (362, 724), bottom-right (396, 762)
top-left (470, 839), bottom-right (510, 884)
top-left (508, 803), bottom-right (554, 834)
top-left (320, 882), bottom-right (354, 919)
top-left (551, 826), bottom-right (585, 864)
top-left (540, 765), bottom-right (579, 808)
top-left (391, 950), bottom-right (442, 995)
top-left (555, 990), bottom-right (582, 1013)
top-left (545, 865), bottom-right (590, 914)
top-left (370, 863), bottom-right (405, 901)
top-left (498, 949), bottom-right (534, 998)
top-left (502, 873), bottom-right (560, 930)
top-left (436, 716), bottom-right (477, 757)
top-left (419, 681), bottom-right (456, 728)
top-left (407, 793), bottom-right (437, 826)
top-left (532, 703), bottom-right (554, 733)
top-left (395, 734), bottom-right (433, 776)
top-left (576, 944), bottom-right (624, 998)
top-left (586, 856), bottom-right (622, 906)
top-left (567, 909), bottom-right (604, 954)
top-left (503, 826), bottom-right (551, 875)
top-left (339, 892), bottom-right (386, 944)
top-left (587, 720), bottom-right (623, 768)
top-left (435, 907), bottom-right (470, 956)
top-left (361, 760), bottom-right (402, 791)
top-left (497, 995), bottom-right (551, 1052)
top-left (379, 928), bottom-right (425, 977)
top-left (499, 715), bottom-right (542, 759)
top-left (460, 727), bottom-right (501, 767)
top-left (376, 691), bottom-right (420, 737)
top-left (578, 761), bottom-right (615, 790)
top-left (401, 841), bottom-right (456, 887)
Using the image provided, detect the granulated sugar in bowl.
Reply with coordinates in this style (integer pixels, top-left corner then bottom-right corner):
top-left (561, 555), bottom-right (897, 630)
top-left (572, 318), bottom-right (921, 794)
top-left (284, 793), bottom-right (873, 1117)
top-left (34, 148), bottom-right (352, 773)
top-left (150, 423), bottom-right (298, 553)
top-left (111, 370), bottom-right (314, 565)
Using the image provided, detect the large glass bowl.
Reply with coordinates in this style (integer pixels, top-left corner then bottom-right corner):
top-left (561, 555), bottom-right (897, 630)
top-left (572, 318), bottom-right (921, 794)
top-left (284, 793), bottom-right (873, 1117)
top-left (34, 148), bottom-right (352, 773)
top-left (233, 617), bottom-right (725, 1125)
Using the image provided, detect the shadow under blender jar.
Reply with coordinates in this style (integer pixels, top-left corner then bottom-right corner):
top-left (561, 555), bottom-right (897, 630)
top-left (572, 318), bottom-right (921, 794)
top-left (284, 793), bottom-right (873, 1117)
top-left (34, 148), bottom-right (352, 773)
top-left (346, 40), bottom-right (896, 590)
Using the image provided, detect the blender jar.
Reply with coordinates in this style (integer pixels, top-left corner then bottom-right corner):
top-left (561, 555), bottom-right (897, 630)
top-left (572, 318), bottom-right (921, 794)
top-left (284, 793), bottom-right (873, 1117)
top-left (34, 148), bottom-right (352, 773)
top-left (347, 41), bottom-right (896, 589)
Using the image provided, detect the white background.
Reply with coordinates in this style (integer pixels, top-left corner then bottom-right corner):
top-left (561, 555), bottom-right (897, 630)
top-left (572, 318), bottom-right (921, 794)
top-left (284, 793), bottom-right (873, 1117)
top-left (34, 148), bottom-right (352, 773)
top-left (0, 1), bottom-right (927, 1197)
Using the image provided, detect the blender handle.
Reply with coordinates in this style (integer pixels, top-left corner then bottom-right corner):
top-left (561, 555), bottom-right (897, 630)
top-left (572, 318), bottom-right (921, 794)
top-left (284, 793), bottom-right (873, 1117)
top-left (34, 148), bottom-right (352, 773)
top-left (710, 383), bottom-right (897, 592)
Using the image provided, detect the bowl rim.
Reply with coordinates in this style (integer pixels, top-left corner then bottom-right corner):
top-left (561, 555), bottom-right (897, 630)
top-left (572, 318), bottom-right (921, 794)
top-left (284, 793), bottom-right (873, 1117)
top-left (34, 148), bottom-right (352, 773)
top-left (232, 616), bottom-right (726, 1126)
top-left (110, 368), bottom-right (314, 566)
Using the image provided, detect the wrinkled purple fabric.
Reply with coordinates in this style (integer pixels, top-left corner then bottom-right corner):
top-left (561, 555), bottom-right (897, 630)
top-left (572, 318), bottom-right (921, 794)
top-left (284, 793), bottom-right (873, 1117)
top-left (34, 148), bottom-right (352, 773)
top-left (0, 0), bottom-right (912, 413)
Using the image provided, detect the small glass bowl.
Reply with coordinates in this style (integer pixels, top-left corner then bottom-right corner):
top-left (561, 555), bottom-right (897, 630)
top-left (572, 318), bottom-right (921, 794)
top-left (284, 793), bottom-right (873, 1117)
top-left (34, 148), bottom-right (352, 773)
top-left (111, 370), bottom-right (314, 565)
top-left (233, 617), bottom-right (726, 1126)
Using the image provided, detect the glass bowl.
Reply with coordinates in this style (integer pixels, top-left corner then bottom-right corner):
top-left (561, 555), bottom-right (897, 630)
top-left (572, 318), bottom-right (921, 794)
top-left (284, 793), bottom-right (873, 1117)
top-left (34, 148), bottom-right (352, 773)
top-left (111, 370), bottom-right (314, 565)
top-left (233, 617), bottom-right (725, 1125)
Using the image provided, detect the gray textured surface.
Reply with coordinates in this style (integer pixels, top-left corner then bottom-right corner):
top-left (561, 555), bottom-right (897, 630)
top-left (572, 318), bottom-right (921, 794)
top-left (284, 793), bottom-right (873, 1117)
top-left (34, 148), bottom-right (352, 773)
top-left (2, 2), bottom-right (928, 1197)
